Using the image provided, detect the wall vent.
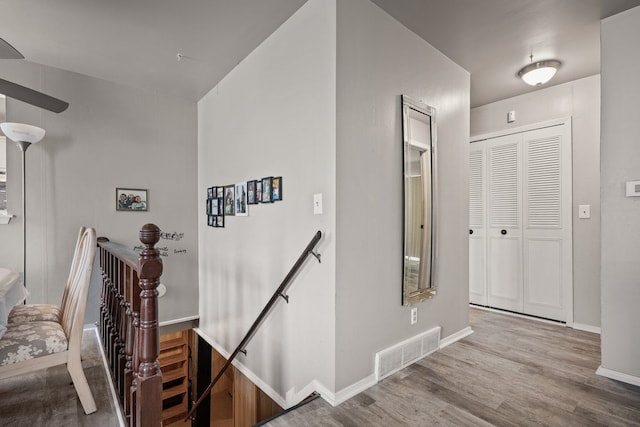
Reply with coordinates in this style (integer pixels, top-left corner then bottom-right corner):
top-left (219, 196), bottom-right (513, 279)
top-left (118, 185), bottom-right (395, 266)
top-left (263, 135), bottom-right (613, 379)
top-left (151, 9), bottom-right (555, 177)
top-left (374, 326), bottom-right (441, 381)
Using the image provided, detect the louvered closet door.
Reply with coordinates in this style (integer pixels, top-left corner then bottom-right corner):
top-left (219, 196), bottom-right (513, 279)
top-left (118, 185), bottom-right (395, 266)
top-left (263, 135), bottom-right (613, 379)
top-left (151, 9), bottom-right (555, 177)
top-left (486, 134), bottom-right (523, 312)
top-left (469, 141), bottom-right (487, 305)
top-left (523, 123), bottom-right (572, 321)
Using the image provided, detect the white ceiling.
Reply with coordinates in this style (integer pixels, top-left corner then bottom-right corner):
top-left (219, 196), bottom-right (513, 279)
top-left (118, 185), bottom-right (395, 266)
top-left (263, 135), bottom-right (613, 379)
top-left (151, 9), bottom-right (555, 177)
top-left (372, 0), bottom-right (640, 107)
top-left (1, 0), bottom-right (640, 107)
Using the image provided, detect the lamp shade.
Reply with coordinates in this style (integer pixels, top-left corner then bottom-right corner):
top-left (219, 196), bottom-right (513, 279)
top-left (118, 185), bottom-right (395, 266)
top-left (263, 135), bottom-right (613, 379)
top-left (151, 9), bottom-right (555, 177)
top-left (1, 122), bottom-right (45, 143)
top-left (518, 60), bottom-right (561, 86)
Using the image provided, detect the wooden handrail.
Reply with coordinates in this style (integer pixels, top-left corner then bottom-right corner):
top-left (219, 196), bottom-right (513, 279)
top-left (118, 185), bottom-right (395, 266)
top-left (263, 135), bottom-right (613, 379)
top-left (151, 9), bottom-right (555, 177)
top-left (98, 224), bottom-right (163, 427)
top-left (186, 230), bottom-right (322, 421)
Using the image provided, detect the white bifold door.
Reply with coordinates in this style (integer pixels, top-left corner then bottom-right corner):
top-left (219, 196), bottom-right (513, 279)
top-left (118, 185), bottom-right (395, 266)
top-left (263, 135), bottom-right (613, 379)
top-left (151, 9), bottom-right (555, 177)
top-left (469, 121), bottom-right (572, 322)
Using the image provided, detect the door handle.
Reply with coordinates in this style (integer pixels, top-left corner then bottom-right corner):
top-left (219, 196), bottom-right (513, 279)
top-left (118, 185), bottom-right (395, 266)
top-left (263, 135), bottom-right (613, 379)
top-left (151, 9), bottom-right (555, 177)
top-left (469, 229), bottom-right (473, 235)
top-left (500, 229), bottom-right (507, 235)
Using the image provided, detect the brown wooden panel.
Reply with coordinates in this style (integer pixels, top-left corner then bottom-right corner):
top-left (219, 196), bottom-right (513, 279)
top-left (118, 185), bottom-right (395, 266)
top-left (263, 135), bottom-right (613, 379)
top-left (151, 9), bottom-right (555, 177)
top-left (211, 347), bottom-right (234, 427)
top-left (233, 370), bottom-right (257, 427)
top-left (257, 388), bottom-right (282, 421)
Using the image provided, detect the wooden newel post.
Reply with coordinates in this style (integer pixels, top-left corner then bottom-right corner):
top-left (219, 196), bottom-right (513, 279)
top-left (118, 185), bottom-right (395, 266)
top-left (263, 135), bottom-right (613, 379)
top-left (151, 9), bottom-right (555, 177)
top-left (135, 224), bottom-right (163, 427)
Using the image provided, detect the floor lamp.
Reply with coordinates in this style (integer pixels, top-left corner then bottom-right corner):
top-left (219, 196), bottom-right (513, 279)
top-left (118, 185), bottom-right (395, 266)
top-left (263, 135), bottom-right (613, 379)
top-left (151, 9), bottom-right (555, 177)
top-left (0, 122), bottom-right (46, 292)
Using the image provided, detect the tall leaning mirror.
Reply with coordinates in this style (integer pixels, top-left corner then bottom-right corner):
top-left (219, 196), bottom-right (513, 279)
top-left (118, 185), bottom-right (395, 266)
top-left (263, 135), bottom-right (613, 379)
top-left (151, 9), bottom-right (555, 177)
top-left (402, 95), bottom-right (437, 305)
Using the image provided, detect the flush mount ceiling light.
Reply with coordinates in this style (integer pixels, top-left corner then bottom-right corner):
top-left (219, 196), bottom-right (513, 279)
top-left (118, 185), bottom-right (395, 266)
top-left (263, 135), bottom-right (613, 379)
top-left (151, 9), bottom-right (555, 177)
top-left (518, 59), bottom-right (561, 86)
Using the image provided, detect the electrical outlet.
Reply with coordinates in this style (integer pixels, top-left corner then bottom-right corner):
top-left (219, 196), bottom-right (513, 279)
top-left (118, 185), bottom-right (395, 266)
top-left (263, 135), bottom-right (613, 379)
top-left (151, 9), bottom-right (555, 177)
top-left (411, 307), bottom-right (418, 325)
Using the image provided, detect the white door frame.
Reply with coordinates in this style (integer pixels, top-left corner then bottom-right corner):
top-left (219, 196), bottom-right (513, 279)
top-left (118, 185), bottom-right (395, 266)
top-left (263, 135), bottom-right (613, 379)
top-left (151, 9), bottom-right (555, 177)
top-left (471, 117), bottom-right (573, 326)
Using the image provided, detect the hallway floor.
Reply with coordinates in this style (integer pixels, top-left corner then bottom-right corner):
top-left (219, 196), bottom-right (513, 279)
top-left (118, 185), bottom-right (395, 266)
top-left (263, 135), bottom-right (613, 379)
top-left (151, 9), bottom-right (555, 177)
top-left (0, 328), bottom-right (120, 426)
top-left (267, 309), bottom-right (640, 426)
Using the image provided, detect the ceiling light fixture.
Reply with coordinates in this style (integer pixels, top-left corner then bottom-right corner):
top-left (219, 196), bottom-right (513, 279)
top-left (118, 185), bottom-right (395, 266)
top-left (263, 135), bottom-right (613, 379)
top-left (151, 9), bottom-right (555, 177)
top-left (518, 56), bottom-right (561, 87)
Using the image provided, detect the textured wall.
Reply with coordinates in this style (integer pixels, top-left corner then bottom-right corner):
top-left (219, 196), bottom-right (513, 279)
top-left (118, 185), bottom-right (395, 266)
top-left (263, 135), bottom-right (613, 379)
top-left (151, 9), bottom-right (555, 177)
top-left (0, 61), bottom-right (198, 324)
top-left (335, 0), bottom-right (470, 391)
top-left (600, 6), bottom-right (640, 379)
top-left (197, 0), bottom-right (337, 402)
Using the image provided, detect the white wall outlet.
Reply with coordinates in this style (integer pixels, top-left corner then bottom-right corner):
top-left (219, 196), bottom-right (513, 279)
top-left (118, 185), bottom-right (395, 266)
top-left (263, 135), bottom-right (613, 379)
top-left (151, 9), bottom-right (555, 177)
top-left (313, 193), bottom-right (323, 215)
top-left (410, 307), bottom-right (418, 325)
top-left (578, 204), bottom-right (591, 219)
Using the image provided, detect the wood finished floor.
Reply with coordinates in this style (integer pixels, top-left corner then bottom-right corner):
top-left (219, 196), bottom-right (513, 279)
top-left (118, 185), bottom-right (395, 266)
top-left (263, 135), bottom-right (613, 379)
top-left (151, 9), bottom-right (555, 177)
top-left (267, 309), bottom-right (640, 426)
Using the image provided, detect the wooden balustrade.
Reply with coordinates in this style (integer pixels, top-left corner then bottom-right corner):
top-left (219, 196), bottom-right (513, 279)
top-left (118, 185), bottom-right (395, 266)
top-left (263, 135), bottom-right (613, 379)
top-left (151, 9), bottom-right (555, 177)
top-left (98, 224), bottom-right (163, 427)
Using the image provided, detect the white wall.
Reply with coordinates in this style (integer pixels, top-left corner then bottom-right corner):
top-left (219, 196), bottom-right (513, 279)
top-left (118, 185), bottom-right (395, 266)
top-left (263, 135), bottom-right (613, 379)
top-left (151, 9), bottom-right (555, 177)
top-left (197, 0), bottom-right (336, 404)
top-left (600, 6), bottom-right (640, 382)
top-left (0, 60), bottom-right (198, 324)
top-left (471, 75), bottom-right (601, 329)
top-left (335, 0), bottom-right (470, 390)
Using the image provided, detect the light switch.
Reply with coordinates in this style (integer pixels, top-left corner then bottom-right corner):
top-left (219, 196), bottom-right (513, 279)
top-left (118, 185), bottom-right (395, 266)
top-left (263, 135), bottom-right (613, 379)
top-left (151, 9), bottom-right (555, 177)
top-left (507, 110), bottom-right (516, 123)
top-left (313, 193), bottom-right (323, 215)
top-left (578, 204), bottom-right (591, 219)
top-left (626, 181), bottom-right (640, 197)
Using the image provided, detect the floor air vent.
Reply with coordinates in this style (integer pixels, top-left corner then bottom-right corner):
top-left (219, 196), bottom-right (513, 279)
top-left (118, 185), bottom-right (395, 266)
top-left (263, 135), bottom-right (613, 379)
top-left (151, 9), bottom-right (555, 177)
top-left (375, 326), bottom-right (441, 381)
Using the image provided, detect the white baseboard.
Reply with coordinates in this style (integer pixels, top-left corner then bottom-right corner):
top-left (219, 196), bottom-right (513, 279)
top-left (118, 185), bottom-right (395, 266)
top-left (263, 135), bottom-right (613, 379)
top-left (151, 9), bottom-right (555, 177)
top-left (193, 327), bottom-right (325, 410)
top-left (159, 314), bottom-right (199, 327)
top-left (572, 323), bottom-right (601, 334)
top-left (193, 325), bottom-right (473, 411)
top-left (439, 326), bottom-right (473, 349)
top-left (596, 366), bottom-right (640, 387)
top-left (332, 374), bottom-right (377, 406)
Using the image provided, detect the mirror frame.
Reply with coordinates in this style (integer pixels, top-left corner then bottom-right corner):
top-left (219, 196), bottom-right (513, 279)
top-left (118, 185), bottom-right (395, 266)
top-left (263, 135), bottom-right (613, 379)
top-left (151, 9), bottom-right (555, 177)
top-left (401, 95), bottom-right (438, 305)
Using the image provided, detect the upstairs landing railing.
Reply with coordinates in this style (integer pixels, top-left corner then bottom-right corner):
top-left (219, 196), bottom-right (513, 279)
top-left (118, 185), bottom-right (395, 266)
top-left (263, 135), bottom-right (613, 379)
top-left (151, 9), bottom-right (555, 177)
top-left (186, 230), bottom-right (322, 422)
top-left (98, 224), bottom-right (163, 427)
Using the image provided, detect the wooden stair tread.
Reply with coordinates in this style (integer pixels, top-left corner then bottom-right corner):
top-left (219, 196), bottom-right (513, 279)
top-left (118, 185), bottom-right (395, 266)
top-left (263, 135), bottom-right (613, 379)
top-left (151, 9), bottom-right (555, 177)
top-left (162, 366), bottom-right (188, 383)
top-left (162, 383), bottom-right (188, 400)
top-left (159, 353), bottom-right (187, 368)
top-left (160, 337), bottom-right (187, 351)
top-left (162, 401), bottom-right (188, 420)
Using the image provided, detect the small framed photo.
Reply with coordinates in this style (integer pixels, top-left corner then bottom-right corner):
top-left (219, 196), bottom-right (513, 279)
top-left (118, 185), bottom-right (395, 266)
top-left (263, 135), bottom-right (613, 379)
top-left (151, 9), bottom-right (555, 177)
top-left (272, 177), bottom-right (282, 201)
top-left (261, 177), bottom-right (273, 203)
top-left (116, 188), bottom-right (148, 211)
top-left (247, 180), bottom-right (258, 205)
top-left (211, 198), bottom-right (220, 216)
top-left (216, 187), bottom-right (224, 198)
top-left (224, 185), bottom-right (235, 216)
top-left (217, 198), bottom-right (224, 215)
top-left (206, 199), bottom-right (212, 215)
top-left (256, 180), bottom-right (263, 203)
top-left (216, 216), bottom-right (225, 227)
top-left (208, 215), bottom-right (214, 227)
top-left (207, 187), bottom-right (214, 199)
top-left (235, 182), bottom-right (248, 216)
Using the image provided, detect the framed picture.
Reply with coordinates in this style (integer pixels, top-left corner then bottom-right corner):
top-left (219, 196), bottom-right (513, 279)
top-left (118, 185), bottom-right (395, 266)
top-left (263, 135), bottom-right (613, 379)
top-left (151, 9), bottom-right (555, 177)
top-left (211, 198), bottom-right (220, 216)
top-left (235, 182), bottom-right (248, 216)
top-left (216, 215), bottom-right (224, 227)
top-left (224, 185), bottom-right (235, 216)
top-left (116, 188), bottom-right (148, 211)
top-left (261, 177), bottom-right (273, 203)
top-left (208, 215), bottom-right (214, 227)
top-left (206, 199), bottom-right (212, 215)
top-left (207, 187), bottom-right (214, 199)
top-left (256, 180), bottom-right (263, 203)
top-left (272, 176), bottom-right (282, 201)
top-left (217, 198), bottom-right (224, 215)
top-left (247, 180), bottom-right (257, 205)
top-left (217, 187), bottom-right (224, 198)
